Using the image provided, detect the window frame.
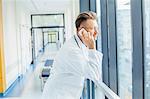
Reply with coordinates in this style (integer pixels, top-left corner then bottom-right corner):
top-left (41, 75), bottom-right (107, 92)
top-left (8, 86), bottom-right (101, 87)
top-left (100, 0), bottom-right (145, 99)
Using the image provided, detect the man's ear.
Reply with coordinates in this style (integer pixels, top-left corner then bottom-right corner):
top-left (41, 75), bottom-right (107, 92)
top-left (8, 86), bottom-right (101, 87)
top-left (93, 32), bottom-right (97, 39)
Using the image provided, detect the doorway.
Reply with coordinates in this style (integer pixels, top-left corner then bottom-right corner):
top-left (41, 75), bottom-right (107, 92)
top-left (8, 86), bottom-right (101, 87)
top-left (30, 13), bottom-right (65, 65)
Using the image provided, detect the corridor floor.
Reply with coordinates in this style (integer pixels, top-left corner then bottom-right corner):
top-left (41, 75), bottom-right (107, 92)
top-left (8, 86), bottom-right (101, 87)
top-left (1, 43), bottom-right (58, 99)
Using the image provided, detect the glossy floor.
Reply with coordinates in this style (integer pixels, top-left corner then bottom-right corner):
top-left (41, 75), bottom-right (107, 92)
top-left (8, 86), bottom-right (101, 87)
top-left (1, 43), bottom-right (58, 99)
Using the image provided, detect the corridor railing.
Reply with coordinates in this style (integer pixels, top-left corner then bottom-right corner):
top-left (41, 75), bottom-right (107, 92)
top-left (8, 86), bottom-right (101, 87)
top-left (97, 82), bottom-right (120, 99)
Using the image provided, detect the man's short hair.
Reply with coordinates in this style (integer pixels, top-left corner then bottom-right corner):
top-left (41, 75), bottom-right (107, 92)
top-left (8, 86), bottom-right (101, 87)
top-left (75, 11), bottom-right (97, 30)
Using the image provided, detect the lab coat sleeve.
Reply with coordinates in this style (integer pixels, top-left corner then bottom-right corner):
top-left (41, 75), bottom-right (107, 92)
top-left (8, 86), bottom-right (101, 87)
top-left (84, 49), bottom-right (103, 85)
top-left (66, 47), bottom-right (87, 76)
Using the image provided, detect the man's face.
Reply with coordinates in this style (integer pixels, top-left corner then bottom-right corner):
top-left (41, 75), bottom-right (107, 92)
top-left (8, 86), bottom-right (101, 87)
top-left (78, 19), bottom-right (99, 39)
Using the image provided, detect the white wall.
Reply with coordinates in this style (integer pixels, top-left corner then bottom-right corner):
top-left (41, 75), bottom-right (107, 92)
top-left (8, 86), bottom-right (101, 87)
top-left (2, 0), bottom-right (19, 89)
top-left (2, 0), bottom-right (32, 90)
top-left (44, 33), bottom-right (48, 45)
top-left (64, 0), bottom-right (80, 41)
top-left (71, 0), bottom-right (80, 35)
top-left (15, 1), bottom-right (32, 75)
top-left (34, 29), bottom-right (43, 58)
top-left (59, 28), bottom-right (64, 46)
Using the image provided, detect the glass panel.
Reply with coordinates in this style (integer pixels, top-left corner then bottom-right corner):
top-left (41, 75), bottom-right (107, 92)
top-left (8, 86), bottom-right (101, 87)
top-left (96, 0), bottom-right (102, 52)
top-left (81, 81), bottom-right (88, 99)
top-left (116, 0), bottom-right (132, 99)
top-left (32, 15), bottom-right (64, 27)
top-left (143, 0), bottom-right (150, 98)
top-left (52, 34), bottom-right (56, 42)
top-left (48, 31), bottom-right (57, 43)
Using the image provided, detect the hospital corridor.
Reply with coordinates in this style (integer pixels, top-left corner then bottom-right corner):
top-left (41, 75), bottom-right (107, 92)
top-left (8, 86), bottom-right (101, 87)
top-left (0, 0), bottom-right (150, 99)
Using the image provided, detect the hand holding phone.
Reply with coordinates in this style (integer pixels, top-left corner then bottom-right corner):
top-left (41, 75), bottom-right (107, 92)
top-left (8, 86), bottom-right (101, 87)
top-left (78, 28), bottom-right (88, 37)
top-left (77, 28), bottom-right (96, 49)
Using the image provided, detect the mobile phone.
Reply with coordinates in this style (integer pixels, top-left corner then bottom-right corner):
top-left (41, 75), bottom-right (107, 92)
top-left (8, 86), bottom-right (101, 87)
top-left (78, 28), bottom-right (89, 37)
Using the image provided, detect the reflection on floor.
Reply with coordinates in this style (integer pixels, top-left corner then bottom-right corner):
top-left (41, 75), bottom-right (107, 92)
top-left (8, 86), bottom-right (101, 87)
top-left (1, 43), bottom-right (58, 99)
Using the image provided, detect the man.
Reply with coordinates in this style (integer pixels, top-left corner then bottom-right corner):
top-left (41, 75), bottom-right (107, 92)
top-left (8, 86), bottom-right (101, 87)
top-left (42, 11), bottom-right (103, 99)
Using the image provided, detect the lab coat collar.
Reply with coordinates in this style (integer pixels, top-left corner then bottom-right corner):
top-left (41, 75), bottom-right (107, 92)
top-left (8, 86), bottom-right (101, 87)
top-left (74, 34), bottom-right (89, 57)
top-left (74, 34), bottom-right (86, 49)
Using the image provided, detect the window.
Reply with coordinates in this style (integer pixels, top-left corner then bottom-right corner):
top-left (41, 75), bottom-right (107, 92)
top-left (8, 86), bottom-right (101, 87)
top-left (32, 15), bottom-right (64, 27)
top-left (48, 32), bottom-right (56, 43)
top-left (116, 0), bottom-right (132, 99)
top-left (143, 0), bottom-right (150, 98)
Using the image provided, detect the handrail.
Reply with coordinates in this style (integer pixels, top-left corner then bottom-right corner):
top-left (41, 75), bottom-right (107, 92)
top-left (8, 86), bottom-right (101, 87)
top-left (97, 82), bottom-right (120, 99)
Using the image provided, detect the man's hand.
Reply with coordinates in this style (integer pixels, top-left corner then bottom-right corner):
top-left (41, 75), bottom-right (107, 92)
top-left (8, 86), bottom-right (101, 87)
top-left (78, 28), bottom-right (96, 49)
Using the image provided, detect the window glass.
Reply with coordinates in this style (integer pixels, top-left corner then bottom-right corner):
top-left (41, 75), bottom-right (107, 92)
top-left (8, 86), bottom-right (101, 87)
top-left (116, 0), bottom-right (132, 99)
top-left (32, 15), bottom-right (64, 27)
top-left (143, 0), bottom-right (150, 99)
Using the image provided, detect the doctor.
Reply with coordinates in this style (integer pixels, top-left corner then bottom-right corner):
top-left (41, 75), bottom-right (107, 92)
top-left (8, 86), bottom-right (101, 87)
top-left (42, 11), bottom-right (103, 99)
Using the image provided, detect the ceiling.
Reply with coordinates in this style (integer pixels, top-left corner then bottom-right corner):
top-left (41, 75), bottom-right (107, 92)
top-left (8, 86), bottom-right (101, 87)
top-left (28, 0), bottom-right (73, 13)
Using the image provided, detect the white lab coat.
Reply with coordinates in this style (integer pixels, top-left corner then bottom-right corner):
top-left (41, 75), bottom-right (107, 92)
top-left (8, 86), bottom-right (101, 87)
top-left (42, 34), bottom-right (103, 99)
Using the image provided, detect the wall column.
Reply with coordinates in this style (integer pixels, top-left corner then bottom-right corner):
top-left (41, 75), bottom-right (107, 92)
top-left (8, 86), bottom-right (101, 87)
top-left (0, 0), bottom-right (6, 94)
